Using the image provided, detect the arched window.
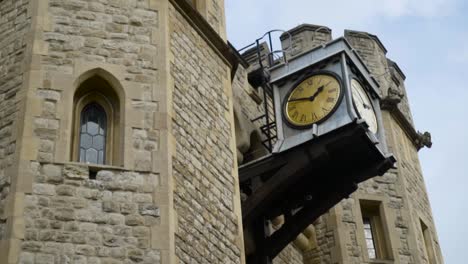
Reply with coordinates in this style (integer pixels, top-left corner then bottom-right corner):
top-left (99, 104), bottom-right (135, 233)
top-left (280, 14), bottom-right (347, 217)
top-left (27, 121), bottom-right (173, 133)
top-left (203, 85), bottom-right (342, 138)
top-left (79, 103), bottom-right (107, 164)
top-left (72, 74), bottom-right (123, 166)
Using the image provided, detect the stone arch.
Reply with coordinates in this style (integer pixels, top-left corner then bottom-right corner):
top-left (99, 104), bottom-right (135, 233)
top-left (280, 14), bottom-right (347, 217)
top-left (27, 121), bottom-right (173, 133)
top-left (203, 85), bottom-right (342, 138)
top-left (71, 68), bottom-right (125, 166)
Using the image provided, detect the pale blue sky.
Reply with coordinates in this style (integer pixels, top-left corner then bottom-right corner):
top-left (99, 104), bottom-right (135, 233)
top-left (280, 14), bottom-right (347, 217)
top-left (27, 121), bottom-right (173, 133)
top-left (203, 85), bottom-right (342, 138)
top-left (225, 0), bottom-right (467, 262)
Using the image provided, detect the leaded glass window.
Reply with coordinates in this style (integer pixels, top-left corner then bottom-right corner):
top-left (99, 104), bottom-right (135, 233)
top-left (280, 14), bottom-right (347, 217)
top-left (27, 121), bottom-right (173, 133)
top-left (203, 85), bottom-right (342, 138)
top-left (363, 217), bottom-right (377, 259)
top-left (79, 103), bottom-right (107, 164)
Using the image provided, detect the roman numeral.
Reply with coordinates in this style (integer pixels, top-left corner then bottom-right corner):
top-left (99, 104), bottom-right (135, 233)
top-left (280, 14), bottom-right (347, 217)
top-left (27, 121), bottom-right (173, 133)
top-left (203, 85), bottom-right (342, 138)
top-left (300, 114), bottom-right (306, 122)
top-left (328, 88), bottom-right (337, 93)
top-left (311, 113), bottom-right (318, 121)
top-left (292, 111), bottom-right (299, 119)
top-left (326, 97), bottom-right (335, 103)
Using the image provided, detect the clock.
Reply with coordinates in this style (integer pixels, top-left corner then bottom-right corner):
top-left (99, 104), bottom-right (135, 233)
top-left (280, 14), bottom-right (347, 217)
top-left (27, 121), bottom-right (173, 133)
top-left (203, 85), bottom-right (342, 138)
top-left (351, 79), bottom-right (378, 133)
top-left (284, 73), bottom-right (343, 128)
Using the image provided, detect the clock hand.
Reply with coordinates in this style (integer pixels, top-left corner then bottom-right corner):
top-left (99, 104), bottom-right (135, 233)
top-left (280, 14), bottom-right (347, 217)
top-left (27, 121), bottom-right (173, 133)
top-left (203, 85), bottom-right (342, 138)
top-left (288, 85), bottom-right (327, 102)
top-left (309, 85), bottom-right (324, 101)
top-left (288, 96), bottom-right (312, 102)
top-left (353, 89), bottom-right (372, 110)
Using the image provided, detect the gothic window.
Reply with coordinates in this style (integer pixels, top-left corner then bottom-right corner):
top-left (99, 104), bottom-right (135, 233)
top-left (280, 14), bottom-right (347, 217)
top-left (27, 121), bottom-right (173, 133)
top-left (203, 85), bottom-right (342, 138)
top-left (72, 74), bottom-right (123, 166)
top-left (79, 103), bottom-right (107, 164)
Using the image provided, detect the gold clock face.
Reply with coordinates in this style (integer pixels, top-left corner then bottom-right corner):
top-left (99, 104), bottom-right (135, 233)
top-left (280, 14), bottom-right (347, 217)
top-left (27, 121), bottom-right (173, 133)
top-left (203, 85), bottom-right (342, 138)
top-left (351, 79), bottom-right (378, 133)
top-left (284, 73), bottom-right (342, 127)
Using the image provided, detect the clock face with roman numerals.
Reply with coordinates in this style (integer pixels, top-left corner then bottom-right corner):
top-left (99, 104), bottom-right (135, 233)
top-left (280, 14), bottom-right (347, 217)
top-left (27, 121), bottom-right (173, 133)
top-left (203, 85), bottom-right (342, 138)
top-left (351, 79), bottom-right (378, 134)
top-left (284, 73), bottom-right (343, 128)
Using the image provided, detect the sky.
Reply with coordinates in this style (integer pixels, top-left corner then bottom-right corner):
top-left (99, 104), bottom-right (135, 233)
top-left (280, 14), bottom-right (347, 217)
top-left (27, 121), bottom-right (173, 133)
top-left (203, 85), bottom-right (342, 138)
top-left (225, 0), bottom-right (467, 263)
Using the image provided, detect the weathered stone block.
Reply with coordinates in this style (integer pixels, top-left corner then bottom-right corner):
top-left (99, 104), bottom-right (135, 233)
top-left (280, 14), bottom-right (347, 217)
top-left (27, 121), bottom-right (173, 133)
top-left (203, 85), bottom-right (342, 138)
top-left (33, 184), bottom-right (56, 196)
top-left (125, 215), bottom-right (145, 226)
top-left (72, 233), bottom-right (87, 244)
top-left (113, 225), bottom-right (132, 236)
top-left (55, 208), bottom-right (75, 221)
top-left (50, 221), bottom-right (63, 229)
top-left (96, 170), bottom-right (114, 181)
top-left (56, 185), bottom-right (75, 196)
top-left (108, 248), bottom-right (125, 259)
top-left (36, 253), bottom-right (55, 264)
top-left (120, 202), bottom-right (137, 215)
top-left (85, 232), bottom-right (103, 246)
top-left (127, 248), bottom-right (144, 262)
top-left (134, 193), bottom-right (152, 203)
top-left (55, 231), bottom-right (72, 243)
top-left (18, 252), bottom-right (34, 264)
top-left (76, 244), bottom-right (96, 256)
top-left (22, 241), bottom-right (42, 252)
top-left (64, 164), bottom-right (88, 179)
top-left (139, 203), bottom-right (159, 217)
top-left (108, 214), bottom-right (125, 225)
top-left (103, 201), bottom-right (120, 213)
top-left (88, 257), bottom-right (101, 264)
top-left (132, 226), bottom-right (150, 237)
top-left (72, 255), bottom-right (87, 264)
top-left (64, 221), bottom-right (79, 232)
top-left (103, 234), bottom-right (123, 247)
top-left (143, 250), bottom-right (161, 264)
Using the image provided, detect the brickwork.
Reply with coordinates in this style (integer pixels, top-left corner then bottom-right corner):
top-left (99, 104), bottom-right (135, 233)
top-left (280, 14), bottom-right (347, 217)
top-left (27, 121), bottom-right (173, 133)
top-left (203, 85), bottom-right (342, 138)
top-left (169, 3), bottom-right (242, 263)
top-left (0, 0), bottom-right (32, 239)
top-left (20, 162), bottom-right (161, 264)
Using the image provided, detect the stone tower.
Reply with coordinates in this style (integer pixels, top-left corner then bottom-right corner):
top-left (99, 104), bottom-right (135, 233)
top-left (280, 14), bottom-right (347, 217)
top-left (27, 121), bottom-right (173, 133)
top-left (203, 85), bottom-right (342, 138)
top-left (269, 25), bottom-right (442, 264)
top-left (0, 1), bottom-right (443, 264)
top-left (0, 0), bottom-right (245, 263)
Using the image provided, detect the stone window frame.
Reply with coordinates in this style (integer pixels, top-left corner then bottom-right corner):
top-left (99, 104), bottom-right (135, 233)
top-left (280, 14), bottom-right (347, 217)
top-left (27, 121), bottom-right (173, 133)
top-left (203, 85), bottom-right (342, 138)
top-left (355, 197), bottom-right (395, 263)
top-left (419, 217), bottom-right (438, 264)
top-left (71, 74), bottom-right (123, 166)
top-left (73, 92), bottom-right (115, 165)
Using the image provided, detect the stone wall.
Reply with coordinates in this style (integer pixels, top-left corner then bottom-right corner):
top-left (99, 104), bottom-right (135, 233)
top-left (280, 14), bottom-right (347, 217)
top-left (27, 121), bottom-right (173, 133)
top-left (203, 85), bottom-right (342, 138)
top-left (387, 115), bottom-right (443, 263)
top-left (205, 0), bottom-right (226, 39)
top-left (169, 3), bottom-right (242, 263)
top-left (303, 216), bottom-right (335, 264)
top-left (20, 162), bottom-right (161, 264)
top-left (1, 0), bottom-right (173, 262)
top-left (39, 0), bottom-right (160, 169)
top-left (273, 244), bottom-right (303, 264)
top-left (0, 0), bottom-right (32, 239)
